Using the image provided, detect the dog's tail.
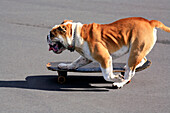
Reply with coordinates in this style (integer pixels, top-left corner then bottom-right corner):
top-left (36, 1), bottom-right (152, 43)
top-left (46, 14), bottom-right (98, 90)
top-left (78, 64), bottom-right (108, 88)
top-left (150, 20), bottom-right (170, 32)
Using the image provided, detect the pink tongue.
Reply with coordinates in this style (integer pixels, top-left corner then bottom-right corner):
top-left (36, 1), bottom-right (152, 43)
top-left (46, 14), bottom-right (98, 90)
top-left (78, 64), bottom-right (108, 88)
top-left (49, 47), bottom-right (53, 51)
top-left (53, 44), bottom-right (59, 52)
top-left (49, 44), bottom-right (59, 52)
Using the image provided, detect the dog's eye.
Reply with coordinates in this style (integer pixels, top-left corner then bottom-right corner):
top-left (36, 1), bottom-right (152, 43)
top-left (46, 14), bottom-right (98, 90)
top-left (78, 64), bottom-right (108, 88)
top-left (50, 32), bottom-right (55, 37)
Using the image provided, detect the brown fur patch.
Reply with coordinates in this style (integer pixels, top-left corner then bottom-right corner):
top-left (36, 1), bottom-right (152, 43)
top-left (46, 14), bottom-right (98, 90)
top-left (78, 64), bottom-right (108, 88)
top-left (79, 17), bottom-right (170, 69)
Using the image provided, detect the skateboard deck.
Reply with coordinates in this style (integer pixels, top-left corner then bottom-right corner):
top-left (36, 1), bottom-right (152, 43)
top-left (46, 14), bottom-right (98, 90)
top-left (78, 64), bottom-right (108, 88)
top-left (46, 60), bottom-right (151, 84)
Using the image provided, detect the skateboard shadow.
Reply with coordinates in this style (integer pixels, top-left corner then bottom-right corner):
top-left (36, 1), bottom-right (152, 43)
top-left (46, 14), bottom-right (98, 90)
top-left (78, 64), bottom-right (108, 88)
top-left (0, 75), bottom-right (112, 92)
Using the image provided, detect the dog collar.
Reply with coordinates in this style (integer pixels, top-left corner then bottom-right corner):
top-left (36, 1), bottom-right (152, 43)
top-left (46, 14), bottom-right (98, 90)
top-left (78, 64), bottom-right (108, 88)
top-left (68, 24), bottom-right (77, 52)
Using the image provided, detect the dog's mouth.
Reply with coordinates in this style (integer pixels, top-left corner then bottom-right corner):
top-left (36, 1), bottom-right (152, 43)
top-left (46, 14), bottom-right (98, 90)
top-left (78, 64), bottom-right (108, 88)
top-left (49, 42), bottom-right (66, 54)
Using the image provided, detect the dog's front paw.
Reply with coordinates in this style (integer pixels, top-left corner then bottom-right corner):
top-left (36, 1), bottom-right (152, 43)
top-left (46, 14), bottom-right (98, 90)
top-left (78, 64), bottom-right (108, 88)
top-left (112, 82), bottom-right (124, 89)
top-left (112, 79), bottom-right (131, 89)
top-left (58, 63), bottom-right (75, 70)
top-left (111, 73), bottom-right (124, 82)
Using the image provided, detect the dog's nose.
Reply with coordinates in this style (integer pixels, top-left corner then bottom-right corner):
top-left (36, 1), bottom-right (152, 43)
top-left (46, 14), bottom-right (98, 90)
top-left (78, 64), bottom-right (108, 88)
top-left (47, 35), bottom-right (49, 43)
top-left (47, 35), bottom-right (52, 44)
top-left (47, 35), bottom-right (49, 42)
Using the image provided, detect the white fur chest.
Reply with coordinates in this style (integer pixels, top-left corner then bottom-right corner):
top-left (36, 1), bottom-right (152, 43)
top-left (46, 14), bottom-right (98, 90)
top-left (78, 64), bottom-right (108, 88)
top-left (76, 41), bottom-right (94, 61)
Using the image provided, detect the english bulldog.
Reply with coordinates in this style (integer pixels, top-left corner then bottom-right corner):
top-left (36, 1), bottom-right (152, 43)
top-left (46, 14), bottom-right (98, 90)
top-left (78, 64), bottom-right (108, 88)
top-left (47, 17), bottom-right (170, 88)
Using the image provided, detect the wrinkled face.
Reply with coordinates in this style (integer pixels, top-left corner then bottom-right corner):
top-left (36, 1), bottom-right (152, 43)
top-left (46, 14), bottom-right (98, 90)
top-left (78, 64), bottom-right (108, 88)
top-left (47, 20), bottom-right (73, 54)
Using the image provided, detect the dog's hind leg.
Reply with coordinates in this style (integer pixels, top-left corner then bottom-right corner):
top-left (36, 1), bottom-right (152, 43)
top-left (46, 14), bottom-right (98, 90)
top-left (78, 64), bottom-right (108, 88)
top-left (113, 44), bottom-right (155, 88)
top-left (136, 57), bottom-right (147, 69)
top-left (124, 57), bottom-right (147, 70)
top-left (112, 53), bottom-right (142, 88)
top-left (113, 42), bottom-right (149, 88)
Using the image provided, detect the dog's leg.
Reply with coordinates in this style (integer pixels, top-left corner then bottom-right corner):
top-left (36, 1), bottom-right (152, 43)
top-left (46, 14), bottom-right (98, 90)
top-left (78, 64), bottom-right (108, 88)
top-left (100, 56), bottom-right (123, 82)
top-left (113, 46), bottom-right (153, 88)
top-left (112, 47), bottom-right (146, 89)
top-left (124, 57), bottom-right (147, 70)
top-left (112, 52), bottom-right (140, 89)
top-left (100, 56), bottom-right (114, 82)
top-left (113, 65), bottom-right (135, 88)
top-left (136, 57), bottom-right (147, 69)
top-left (58, 56), bottom-right (92, 69)
top-left (113, 56), bottom-right (147, 88)
top-left (113, 45), bottom-right (147, 88)
top-left (92, 43), bottom-right (123, 82)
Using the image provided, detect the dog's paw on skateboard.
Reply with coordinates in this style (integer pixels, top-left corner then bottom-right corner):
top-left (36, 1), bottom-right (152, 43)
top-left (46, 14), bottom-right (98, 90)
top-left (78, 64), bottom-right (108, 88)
top-left (58, 63), bottom-right (75, 70)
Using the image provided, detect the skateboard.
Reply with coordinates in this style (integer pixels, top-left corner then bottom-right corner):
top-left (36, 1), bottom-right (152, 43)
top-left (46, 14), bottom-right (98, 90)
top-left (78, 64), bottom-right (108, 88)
top-left (46, 60), bottom-right (151, 84)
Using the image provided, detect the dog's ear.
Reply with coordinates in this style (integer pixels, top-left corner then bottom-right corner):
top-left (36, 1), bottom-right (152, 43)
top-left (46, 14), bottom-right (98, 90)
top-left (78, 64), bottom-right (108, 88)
top-left (57, 25), bottom-right (66, 33)
top-left (61, 20), bottom-right (73, 24)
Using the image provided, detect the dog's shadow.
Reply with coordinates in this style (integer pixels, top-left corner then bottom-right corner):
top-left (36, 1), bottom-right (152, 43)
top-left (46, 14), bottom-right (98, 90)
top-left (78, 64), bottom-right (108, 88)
top-left (0, 75), bottom-right (113, 92)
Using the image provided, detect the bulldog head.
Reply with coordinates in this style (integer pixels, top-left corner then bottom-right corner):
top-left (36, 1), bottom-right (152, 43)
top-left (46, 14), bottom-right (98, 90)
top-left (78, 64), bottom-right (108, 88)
top-left (47, 20), bottom-right (74, 54)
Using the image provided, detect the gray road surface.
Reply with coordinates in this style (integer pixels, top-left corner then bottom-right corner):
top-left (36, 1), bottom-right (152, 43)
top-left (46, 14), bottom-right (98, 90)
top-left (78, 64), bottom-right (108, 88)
top-left (0, 0), bottom-right (170, 113)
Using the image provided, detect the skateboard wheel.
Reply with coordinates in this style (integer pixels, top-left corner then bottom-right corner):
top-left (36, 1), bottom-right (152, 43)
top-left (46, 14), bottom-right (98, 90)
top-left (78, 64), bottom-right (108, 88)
top-left (58, 76), bottom-right (66, 84)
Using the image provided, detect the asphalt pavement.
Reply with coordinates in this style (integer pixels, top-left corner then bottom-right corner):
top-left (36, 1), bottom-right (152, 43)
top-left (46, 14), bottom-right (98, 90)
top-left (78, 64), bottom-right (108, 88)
top-left (0, 0), bottom-right (170, 113)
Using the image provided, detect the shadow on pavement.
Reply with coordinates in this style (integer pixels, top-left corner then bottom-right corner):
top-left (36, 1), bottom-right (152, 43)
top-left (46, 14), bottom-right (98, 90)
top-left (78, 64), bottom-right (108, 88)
top-left (0, 75), bottom-right (113, 92)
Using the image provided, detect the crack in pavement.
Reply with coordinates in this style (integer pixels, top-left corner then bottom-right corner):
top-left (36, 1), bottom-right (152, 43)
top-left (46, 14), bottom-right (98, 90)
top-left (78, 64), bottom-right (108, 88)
top-left (6, 21), bottom-right (170, 45)
top-left (9, 22), bottom-right (52, 29)
top-left (156, 40), bottom-right (170, 45)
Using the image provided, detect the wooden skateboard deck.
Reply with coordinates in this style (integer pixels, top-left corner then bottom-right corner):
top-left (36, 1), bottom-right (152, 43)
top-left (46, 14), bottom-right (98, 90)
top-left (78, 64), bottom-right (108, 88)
top-left (46, 60), bottom-right (151, 84)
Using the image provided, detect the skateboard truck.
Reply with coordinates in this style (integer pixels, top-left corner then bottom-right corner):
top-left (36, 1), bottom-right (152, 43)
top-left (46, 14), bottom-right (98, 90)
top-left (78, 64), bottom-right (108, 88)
top-left (57, 71), bottom-right (67, 84)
